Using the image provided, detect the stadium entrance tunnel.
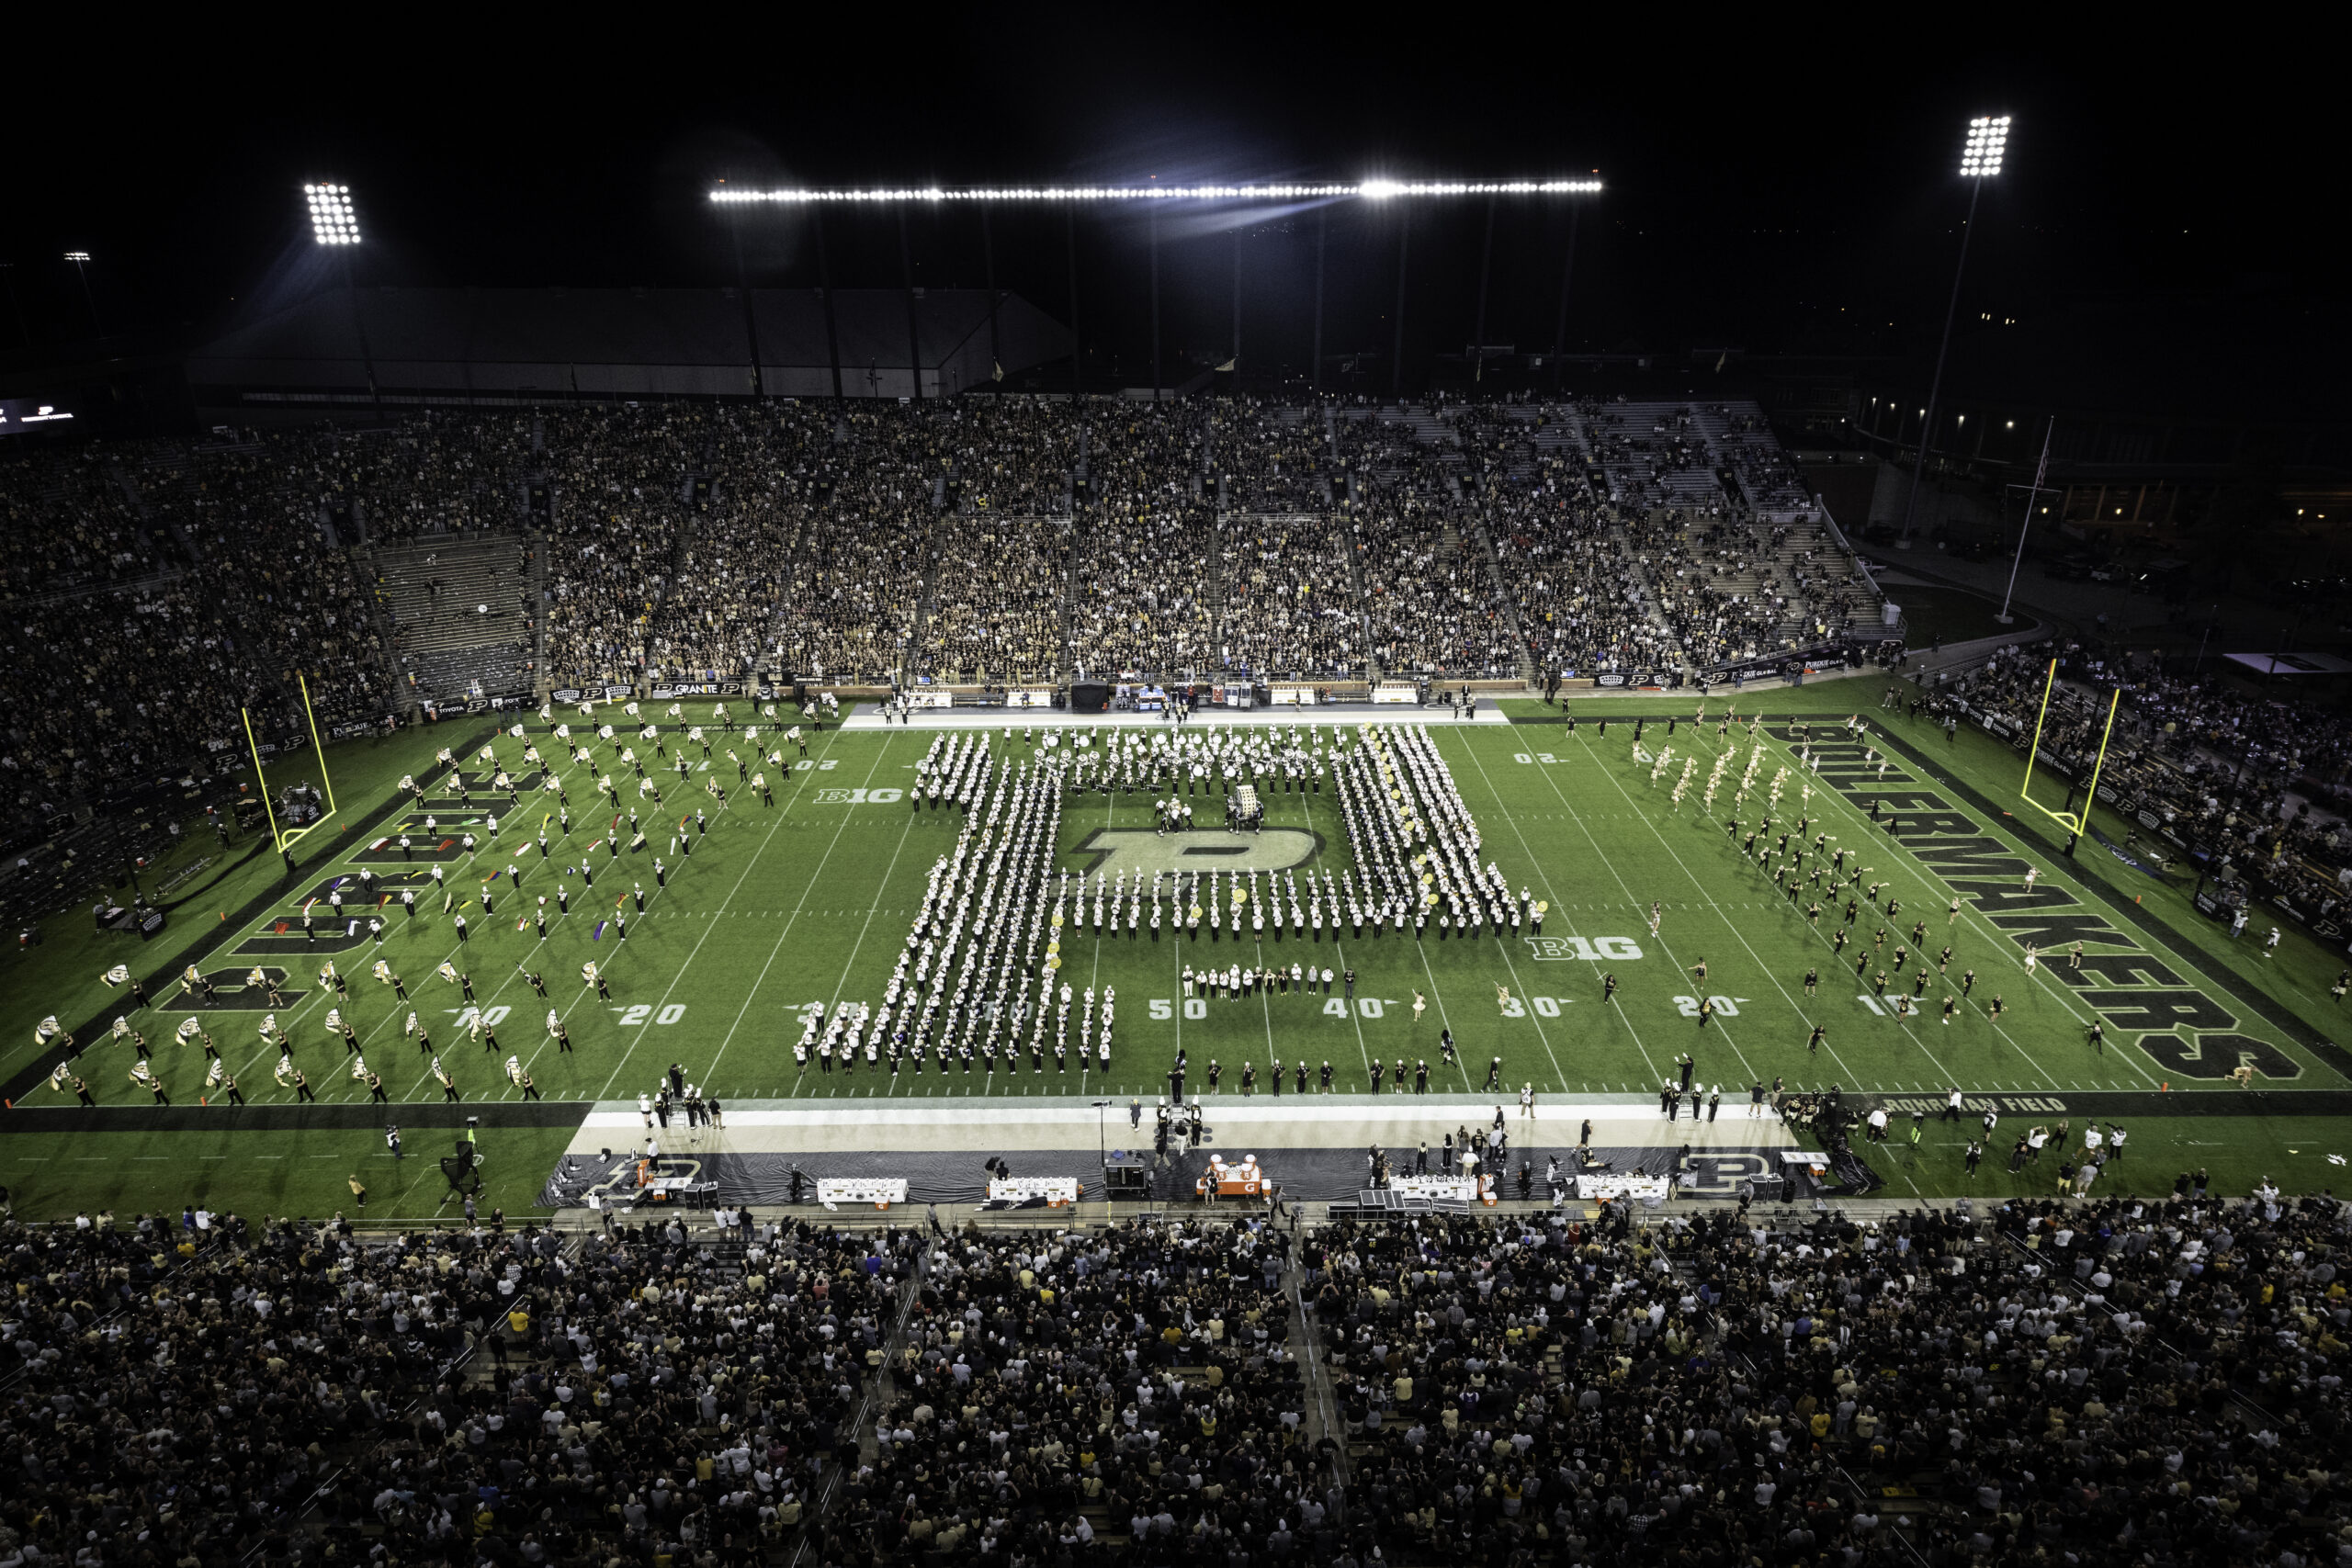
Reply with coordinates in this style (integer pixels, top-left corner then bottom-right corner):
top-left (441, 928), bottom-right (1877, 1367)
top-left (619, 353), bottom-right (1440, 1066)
top-left (1069, 827), bottom-right (1324, 877)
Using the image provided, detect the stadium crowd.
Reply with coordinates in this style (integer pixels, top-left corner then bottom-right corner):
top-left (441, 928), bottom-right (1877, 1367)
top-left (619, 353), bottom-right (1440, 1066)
top-left (919, 515), bottom-right (1068, 686)
top-left (1308, 1181), bottom-right (2352, 1567)
top-left (1218, 514), bottom-right (1361, 680)
top-left (1490, 490), bottom-right (1681, 680)
top-left (831, 1215), bottom-right (1315, 1568)
top-left (0, 445), bottom-right (173, 597)
top-left (0, 1208), bottom-right (907, 1567)
top-left (1067, 504), bottom-right (1216, 682)
top-left (11, 1178), bottom-right (2351, 1568)
top-left (0, 436), bottom-right (395, 840)
top-left (1354, 501), bottom-right (1522, 678)
top-left (0, 388), bottom-right (1904, 847)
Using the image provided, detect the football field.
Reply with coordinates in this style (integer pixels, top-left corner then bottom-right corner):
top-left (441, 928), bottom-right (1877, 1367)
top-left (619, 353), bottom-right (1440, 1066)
top-left (5, 673), bottom-right (2347, 1220)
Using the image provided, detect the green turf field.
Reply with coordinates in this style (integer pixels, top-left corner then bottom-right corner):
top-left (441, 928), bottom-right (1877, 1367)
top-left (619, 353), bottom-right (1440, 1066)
top-left (6, 672), bottom-right (2348, 1220)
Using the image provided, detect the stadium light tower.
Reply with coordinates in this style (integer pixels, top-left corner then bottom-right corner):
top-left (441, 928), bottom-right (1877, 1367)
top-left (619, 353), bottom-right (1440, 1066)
top-left (305, 183), bottom-right (379, 406)
top-left (1896, 116), bottom-right (2007, 549)
top-left (304, 184), bottom-right (361, 244)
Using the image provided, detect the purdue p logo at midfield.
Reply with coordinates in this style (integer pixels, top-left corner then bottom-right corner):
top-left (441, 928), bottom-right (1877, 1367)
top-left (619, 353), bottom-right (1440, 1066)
top-left (1069, 828), bottom-right (1322, 877)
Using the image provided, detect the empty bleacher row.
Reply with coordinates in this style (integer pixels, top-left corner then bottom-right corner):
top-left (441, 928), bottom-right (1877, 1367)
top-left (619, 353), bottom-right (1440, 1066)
top-left (373, 535), bottom-right (537, 705)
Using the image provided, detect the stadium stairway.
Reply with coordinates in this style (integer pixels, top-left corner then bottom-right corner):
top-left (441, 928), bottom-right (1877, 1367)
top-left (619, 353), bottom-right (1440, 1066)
top-left (526, 534), bottom-right (549, 700)
top-left (1466, 513), bottom-right (1537, 683)
top-left (1055, 513), bottom-right (1078, 684)
top-left (898, 503), bottom-right (952, 686)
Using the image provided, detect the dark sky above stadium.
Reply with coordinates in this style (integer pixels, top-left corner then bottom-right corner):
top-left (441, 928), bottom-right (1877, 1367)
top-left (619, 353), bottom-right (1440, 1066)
top-left (1, 17), bottom-right (2333, 383)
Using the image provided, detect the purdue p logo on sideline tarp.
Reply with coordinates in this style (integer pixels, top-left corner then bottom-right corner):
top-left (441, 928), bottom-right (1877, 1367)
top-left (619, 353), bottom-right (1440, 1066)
top-left (1069, 828), bottom-right (1322, 877)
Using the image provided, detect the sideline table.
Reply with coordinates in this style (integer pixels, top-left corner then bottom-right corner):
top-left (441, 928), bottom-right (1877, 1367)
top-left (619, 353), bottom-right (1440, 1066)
top-left (987, 1177), bottom-right (1080, 1207)
top-left (1390, 1174), bottom-right (1498, 1206)
top-left (819, 1178), bottom-right (908, 1211)
top-left (1196, 1155), bottom-right (1270, 1200)
top-left (1575, 1173), bottom-right (1670, 1203)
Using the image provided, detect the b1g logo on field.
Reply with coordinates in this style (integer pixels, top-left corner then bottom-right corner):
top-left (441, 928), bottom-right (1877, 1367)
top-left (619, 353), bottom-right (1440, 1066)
top-left (1070, 827), bottom-right (1322, 877)
top-left (1526, 935), bottom-right (1645, 961)
top-left (815, 787), bottom-right (904, 805)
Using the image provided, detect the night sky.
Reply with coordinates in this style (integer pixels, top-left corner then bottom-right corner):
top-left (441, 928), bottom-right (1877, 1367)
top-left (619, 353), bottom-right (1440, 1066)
top-left (1, 21), bottom-right (2333, 392)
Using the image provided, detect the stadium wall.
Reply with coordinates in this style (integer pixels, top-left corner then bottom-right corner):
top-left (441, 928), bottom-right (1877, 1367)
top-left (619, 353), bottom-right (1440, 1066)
top-left (185, 287), bottom-right (1072, 417)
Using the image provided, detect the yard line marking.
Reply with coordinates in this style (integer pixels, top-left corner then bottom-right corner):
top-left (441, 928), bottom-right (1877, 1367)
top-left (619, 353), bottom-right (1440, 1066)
top-left (593, 725), bottom-right (860, 1101)
top-left (1747, 724), bottom-right (2163, 1091)
top-left (714, 741), bottom-right (917, 1092)
top-left (1561, 724), bottom-right (1995, 1095)
top-left (1446, 731), bottom-right (1663, 1086)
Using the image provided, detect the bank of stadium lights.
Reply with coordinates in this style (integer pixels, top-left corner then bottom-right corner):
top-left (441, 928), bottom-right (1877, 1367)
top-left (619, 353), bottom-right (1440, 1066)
top-left (708, 179), bottom-right (1601, 206)
top-left (305, 184), bottom-right (360, 245)
top-left (1896, 113), bottom-right (2010, 550)
top-left (1959, 116), bottom-right (2010, 177)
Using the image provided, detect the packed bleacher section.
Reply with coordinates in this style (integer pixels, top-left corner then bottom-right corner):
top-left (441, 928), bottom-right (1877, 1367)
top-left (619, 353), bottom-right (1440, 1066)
top-left (1213, 400), bottom-right (1327, 513)
top-left (1932, 638), bottom-right (2352, 929)
top-left (1353, 499), bottom-right (1523, 678)
top-left (854, 1216), bottom-right (1312, 1565)
top-left (15, 1181), bottom-right (2352, 1568)
top-left (1219, 513), bottom-right (1363, 680)
top-left (918, 513), bottom-right (1068, 685)
top-left (0, 1209), bottom-right (907, 1567)
top-left (1501, 497), bottom-right (1682, 680)
top-left (1310, 1182), bottom-right (2352, 1567)
top-left (1068, 503), bottom-right (1217, 682)
top-left (0, 391), bottom-right (1878, 831)
top-left (0, 445), bottom-right (174, 596)
top-left (780, 405), bottom-right (944, 684)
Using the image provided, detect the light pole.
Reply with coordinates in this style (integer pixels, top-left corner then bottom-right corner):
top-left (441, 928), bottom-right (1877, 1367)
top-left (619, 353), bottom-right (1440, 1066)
top-left (1996, 414), bottom-right (2054, 624)
top-left (1091, 1099), bottom-right (1111, 1202)
top-left (708, 180), bottom-right (1604, 409)
top-left (304, 185), bottom-right (379, 406)
top-left (63, 252), bottom-right (98, 336)
top-left (1549, 199), bottom-right (1581, 392)
top-left (1896, 115), bottom-right (2008, 550)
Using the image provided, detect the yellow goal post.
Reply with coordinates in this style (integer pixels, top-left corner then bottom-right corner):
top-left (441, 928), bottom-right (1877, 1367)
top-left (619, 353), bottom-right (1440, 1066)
top-left (241, 671), bottom-right (342, 858)
top-left (2017, 657), bottom-right (2120, 843)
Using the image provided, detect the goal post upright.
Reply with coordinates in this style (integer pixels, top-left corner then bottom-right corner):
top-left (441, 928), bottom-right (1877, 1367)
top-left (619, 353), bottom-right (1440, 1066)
top-left (2073, 687), bottom-right (2123, 836)
top-left (242, 705), bottom-right (287, 854)
top-left (299, 671), bottom-right (340, 822)
top-left (2018, 657), bottom-right (2057, 812)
